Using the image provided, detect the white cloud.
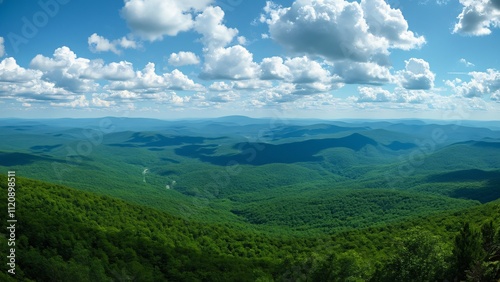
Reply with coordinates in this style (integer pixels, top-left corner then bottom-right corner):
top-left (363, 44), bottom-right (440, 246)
top-left (119, 37), bottom-right (138, 49)
top-left (333, 61), bottom-right (393, 85)
top-left (453, 0), bottom-right (500, 36)
top-left (30, 47), bottom-right (98, 93)
top-left (233, 80), bottom-right (273, 90)
top-left (209, 81), bottom-right (233, 91)
top-left (108, 90), bottom-right (140, 100)
top-left (208, 91), bottom-right (240, 103)
top-left (168, 51), bottom-right (200, 66)
top-left (355, 85), bottom-right (434, 104)
top-left (107, 62), bottom-right (205, 92)
top-left (492, 91), bottom-right (500, 102)
top-left (262, 0), bottom-right (425, 65)
top-left (92, 94), bottom-right (116, 107)
top-left (29, 46), bottom-right (139, 95)
top-left (260, 56), bottom-right (341, 86)
top-left (88, 33), bottom-right (138, 55)
top-left (361, 0), bottom-right (426, 50)
top-left (120, 0), bottom-right (212, 41)
top-left (396, 58), bottom-right (435, 90)
top-left (170, 92), bottom-right (191, 105)
top-left (89, 34), bottom-right (120, 54)
top-left (237, 36), bottom-right (247, 45)
top-left (82, 60), bottom-right (136, 81)
top-left (436, 0), bottom-right (450, 5)
top-left (357, 86), bottom-right (395, 102)
top-left (0, 57), bottom-right (42, 82)
top-left (194, 6), bottom-right (238, 50)
top-left (26, 46), bottom-right (202, 104)
top-left (0, 37), bottom-right (4, 57)
top-left (209, 80), bottom-right (273, 92)
top-left (446, 69), bottom-right (500, 97)
top-left (459, 58), bottom-right (475, 67)
top-left (50, 95), bottom-right (89, 108)
top-left (394, 87), bottom-right (430, 104)
top-left (260, 56), bottom-right (291, 80)
top-left (0, 57), bottom-right (69, 100)
top-left (201, 45), bottom-right (259, 80)
top-left (284, 56), bottom-right (332, 84)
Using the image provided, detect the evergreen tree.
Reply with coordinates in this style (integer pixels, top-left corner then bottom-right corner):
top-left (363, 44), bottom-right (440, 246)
top-left (452, 222), bottom-right (484, 281)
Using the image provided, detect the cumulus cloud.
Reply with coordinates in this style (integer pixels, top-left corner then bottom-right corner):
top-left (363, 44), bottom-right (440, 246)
top-left (396, 58), bottom-right (435, 90)
top-left (492, 91), bottom-right (500, 102)
top-left (357, 86), bottom-right (395, 102)
top-left (237, 36), bottom-right (247, 45)
top-left (284, 56), bottom-right (332, 84)
top-left (0, 57), bottom-right (42, 82)
top-left (0, 45), bottom-right (214, 109)
top-left (260, 56), bottom-right (290, 80)
top-left (201, 45), bottom-right (259, 80)
top-left (459, 58), bottom-right (475, 67)
top-left (453, 0), bottom-right (500, 36)
top-left (120, 0), bottom-right (212, 41)
top-left (30, 46), bottom-right (140, 93)
top-left (0, 37), bottom-right (4, 57)
top-left (333, 61), bottom-right (393, 85)
top-left (168, 51), bottom-right (200, 66)
top-left (107, 62), bottom-right (204, 92)
top-left (233, 80), bottom-right (273, 90)
top-left (92, 94), bottom-right (116, 107)
top-left (30, 47), bottom-right (98, 93)
top-left (209, 80), bottom-right (273, 91)
top-left (259, 56), bottom-right (343, 92)
top-left (209, 81), bottom-right (232, 91)
top-left (261, 0), bottom-right (425, 65)
top-left (50, 95), bottom-right (89, 108)
top-left (361, 0), bottom-right (426, 50)
top-left (194, 6), bottom-right (238, 50)
top-left (108, 90), bottom-right (140, 100)
top-left (208, 91), bottom-right (240, 103)
top-left (446, 69), bottom-right (500, 97)
top-left (88, 33), bottom-right (138, 55)
top-left (81, 60), bottom-right (136, 81)
top-left (356, 86), bottom-right (431, 104)
top-left (0, 57), bottom-right (69, 100)
top-left (394, 87), bottom-right (430, 104)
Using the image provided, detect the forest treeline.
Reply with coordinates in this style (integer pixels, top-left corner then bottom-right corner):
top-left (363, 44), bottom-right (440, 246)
top-left (1, 175), bottom-right (500, 281)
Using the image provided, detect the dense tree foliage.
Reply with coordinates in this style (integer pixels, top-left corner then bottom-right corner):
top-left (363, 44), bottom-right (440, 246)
top-left (1, 175), bottom-right (500, 281)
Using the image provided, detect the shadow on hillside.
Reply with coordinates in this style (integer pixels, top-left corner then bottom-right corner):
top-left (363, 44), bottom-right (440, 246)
top-left (383, 141), bottom-right (417, 151)
top-left (473, 141), bottom-right (500, 149)
top-left (175, 133), bottom-right (377, 166)
top-left (108, 133), bottom-right (224, 148)
top-left (427, 169), bottom-right (500, 183)
top-left (265, 124), bottom-right (363, 139)
top-left (428, 169), bottom-right (500, 203)
top-left (30, 144), bottom-right (62, 153)
top-left (0, 152), bottom-right (57, 166)
top-left (160, 157), bottom-right (180, 164)
top-left (451, 181), bottom-right (500, 203)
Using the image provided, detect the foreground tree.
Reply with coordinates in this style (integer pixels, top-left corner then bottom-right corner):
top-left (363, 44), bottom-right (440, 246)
top-left (372, 228), bottom-right (449, 281)
top-left (452, 222), bottom-right (485, 281)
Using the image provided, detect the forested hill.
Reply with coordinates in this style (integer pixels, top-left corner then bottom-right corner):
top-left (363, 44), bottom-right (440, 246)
top-left (1, 176), bottom-right (500, 281)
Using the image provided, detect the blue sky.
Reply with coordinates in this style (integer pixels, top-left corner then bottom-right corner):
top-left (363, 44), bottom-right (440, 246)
top-left (0, 0), bottom-right (499, 119)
